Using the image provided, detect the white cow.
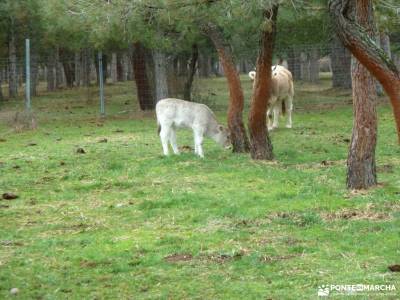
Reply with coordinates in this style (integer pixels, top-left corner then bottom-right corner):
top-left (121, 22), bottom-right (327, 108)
top-left (156, 98), bottom-right (230, 158)
top-left (249, 65), bottom-right (294, 130)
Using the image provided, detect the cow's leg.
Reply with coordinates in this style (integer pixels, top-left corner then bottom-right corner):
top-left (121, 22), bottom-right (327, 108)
top-left (159, 125), bottom-right (171, 156)
top-left (169, 128), bottom-right (180, 154)
top-left (272, 103), bottom-right (281, 129)
top-left (285, 96), bottom-right (293, 129)
top-left (193, 129), bottom-right (204, 158)
top-left (267, 108), bottom-right (273, 131)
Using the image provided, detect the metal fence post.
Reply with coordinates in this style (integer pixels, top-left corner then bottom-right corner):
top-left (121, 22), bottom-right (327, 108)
top-left (25, 39), bottom-right (31, 111)
top-left (98, 51), bottom-right (105, 116)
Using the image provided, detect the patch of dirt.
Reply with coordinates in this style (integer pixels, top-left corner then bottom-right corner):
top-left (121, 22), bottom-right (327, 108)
top-left (164, 253), bottom-right (193, 263)
top-left (321, 208), bottom-right (390, 221)
top-left (79, 260), bottom-right (111, 268)
top-left (0, 138), bottom-right (6, 142)
top-left (260, 254), bottom-right (300, 263)
top-left (98, 138), bottom-right (108, 143)
top-left (0, 240), bottom-right (24, 247)
top-left (179, 145), bottom-right (193, 152)
top-left (199, 252), bottom-right (244, 264)
top-left (76, 147), bottom-right (86, 154)
top-left (377, 164), bottom-right (394, 173)
top-left (388, 265), bottom-right (400, 272)
top-left (2, 193), bottom-right (19, 200)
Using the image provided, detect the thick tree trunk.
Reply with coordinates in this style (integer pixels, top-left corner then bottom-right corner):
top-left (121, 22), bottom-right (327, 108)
top-left (183, 44), bottom-right (198, 101)
top-left (347, 0), bottom-right (377, 189)
top-left (8, 23), bottom-right (18, 98)
top-left (331, 34), bottom-right (352, 89)
top-left (201, 22), bottom-right (249, 153)
top-left (131, 43), bottom-right (155, 110)
top-left (329, 0), bottom-right (400, 142)
top-left (153, 50), bottom-right (169, 101)
top-left (248, 5), bottom-right (278, 160)
top-left (61, 49), bottom-right (75, 88)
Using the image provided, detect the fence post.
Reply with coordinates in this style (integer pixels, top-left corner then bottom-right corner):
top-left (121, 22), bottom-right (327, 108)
top-left (98, 51), bottom-right (105, 116)
top-left (25, 39), bottom-right (31, 111)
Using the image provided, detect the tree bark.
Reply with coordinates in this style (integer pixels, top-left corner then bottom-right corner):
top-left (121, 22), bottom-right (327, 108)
top-left (201, 22), bottom-right (249, 153)
top-left (55, 47), bottom-right (63, 88)
top-left (131, 43), bottom-right (155, 110)
top-left (81, 48), bottom-right (91, 87)
top-left (183, 44), bottom-right (198, 101)
top-left (331, 34), bottom-right (352, 89)
top-left (0, 71), bottom-right (3, 101)
top-left (346, 0), bottom-right (378, 189)
top-left (329, 0), bottom-right (400, 142)
top-left (74, 52), bottom-right (81, 87)
top-left (111, 52), bottom-right (118, 83)
top-left (46, 51), bottom-right (56, 92)
top-left (117, 53), bottom-right (125, 81)
top-left (309, 48), bottom-right (320, 83)
top-left (248, 5), bottom-right (278, 160)
top-left (30, 51), bottom-right (39, 97)
top-left (8, 20), bottom-right (18, 98)
top-left (153, 50), bottom-right (169, 102)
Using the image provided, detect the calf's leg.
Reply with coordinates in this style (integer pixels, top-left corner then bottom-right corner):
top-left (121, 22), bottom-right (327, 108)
top-left (285, 96), bottom-right (293, 128)
top-left (272, 103), bottom-right (281, 129)
top-left (159, 126), bottom-right (171, 155)
top-left (169, 128), bottom-right (180, 154)
top-left (193, 129), bottom-right (204, 158)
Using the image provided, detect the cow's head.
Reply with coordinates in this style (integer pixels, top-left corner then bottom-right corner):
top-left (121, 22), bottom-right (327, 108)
top-left (215, 125), bottom-right (231, 148)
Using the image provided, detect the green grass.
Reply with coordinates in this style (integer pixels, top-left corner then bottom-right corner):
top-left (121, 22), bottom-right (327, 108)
top-left (0, 76), bottom-right (399, 299)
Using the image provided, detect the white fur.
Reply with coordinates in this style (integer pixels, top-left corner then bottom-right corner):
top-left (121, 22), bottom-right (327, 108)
top-left (156, 98), bottom-right (230, 158)
top-left (249, 65), bottom-right (294, 130)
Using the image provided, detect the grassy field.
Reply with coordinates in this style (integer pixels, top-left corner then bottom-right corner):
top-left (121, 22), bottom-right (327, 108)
top-left (0, 76), bottom-right (399, 299)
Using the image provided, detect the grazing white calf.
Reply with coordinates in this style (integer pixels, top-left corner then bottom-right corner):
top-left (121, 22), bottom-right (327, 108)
top-left (156, 98), bottom-right (230, 158)
top-left (249, 65), bottom-right (294, 130)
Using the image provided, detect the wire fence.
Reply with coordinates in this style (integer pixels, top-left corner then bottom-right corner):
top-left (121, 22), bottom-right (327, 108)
top-left (0, 41), bottom-right (399, 122)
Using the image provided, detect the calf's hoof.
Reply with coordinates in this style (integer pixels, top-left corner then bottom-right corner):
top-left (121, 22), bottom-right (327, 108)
top-left (286, 124), bottom-right (292, 129)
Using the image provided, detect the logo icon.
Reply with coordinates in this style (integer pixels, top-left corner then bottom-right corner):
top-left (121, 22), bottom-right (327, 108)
top-left (318, 285), bottom-right (330, 297)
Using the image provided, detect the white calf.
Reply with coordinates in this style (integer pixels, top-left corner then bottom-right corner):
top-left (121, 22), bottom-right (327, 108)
top-left (156, 98), bottom-right (230, 158)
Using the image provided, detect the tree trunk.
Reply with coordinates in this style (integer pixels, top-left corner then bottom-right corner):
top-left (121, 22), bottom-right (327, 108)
top-left (74, 52), bottom-right (81, 87)
top-left (117, 53), bottom-right (125, 81)
top-left (81, 48), bottom-right (91, 87)
top-left (30, 51), bottom-right (39, 97)
top-left (111, 52), bottom-right (118, 83)
top-left (248, 5), bottom-right (278, 160)
top-left (131, 43), bottom-right (155, 110)
top-left (153, 50), bottom-right (169, 102)
top-left (347, 0), bottom-right (377, 189)
top-left (331, 34), bottom-right (352, 89)
top-left (0, 72), bottom-right (3, 101)
top-left (183, 44), bottom-right (199, 101)
top-left (329, 0), bottom-right (400, 142)
top-left (8, 22), bottom-right (18, 98)
top-left (60, 49), bottom-right (75, 88)
top-left (198, 53), bottom-right (211, 77)
top-left (309, 48), bottom-right (320, 83)
top-left (55, 47), bottom-right (64, 88)
top-left (201, 22), bottom-right (249, 153)
top-left (46, 51), bottom-right (56, 92)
